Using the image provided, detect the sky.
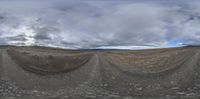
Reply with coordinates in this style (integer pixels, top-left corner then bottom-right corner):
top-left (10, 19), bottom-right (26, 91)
top-left (0, 0), bottom-right (200, 49)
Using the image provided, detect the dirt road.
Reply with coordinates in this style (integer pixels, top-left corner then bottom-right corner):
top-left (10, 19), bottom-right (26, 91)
top-left (1, 47), bottom-right (200, 98)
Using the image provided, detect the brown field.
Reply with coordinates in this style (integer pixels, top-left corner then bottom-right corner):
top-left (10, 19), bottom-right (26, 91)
top-left (104, 48), bottom-right (195, 73)
top-left (7, 47), bottom-right (92, 75)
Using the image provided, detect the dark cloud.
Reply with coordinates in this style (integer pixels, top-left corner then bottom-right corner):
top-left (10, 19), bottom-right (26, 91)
top-left (0, 38), bottom-right (7, 45)
top-left (34, 34), bottom-right (51, 40)
top-left (6, 34), bottom-right (27, 41)
top-left (0, 16), bottom-right (4, 20)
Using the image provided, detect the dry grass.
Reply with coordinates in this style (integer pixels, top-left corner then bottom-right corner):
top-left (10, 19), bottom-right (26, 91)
top-left (104, 48), bottom-right (195, 72)
top-left (7, 48), bottom-right (92, 75)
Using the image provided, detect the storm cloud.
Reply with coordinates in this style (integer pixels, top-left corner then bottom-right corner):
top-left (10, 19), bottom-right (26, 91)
top-left (0, 0), bottom-right (200, 49)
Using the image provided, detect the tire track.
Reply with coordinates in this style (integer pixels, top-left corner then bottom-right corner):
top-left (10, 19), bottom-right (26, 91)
top-left (2, 49), bottom-right (97, 92)
top-left (97, 50), bottom-right (200, 97)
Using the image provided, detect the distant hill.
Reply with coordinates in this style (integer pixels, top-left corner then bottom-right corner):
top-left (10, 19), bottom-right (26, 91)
top-left (0, 45), bottom-right (16, 48)
top-left (183, 45), bottom-right (200, 48)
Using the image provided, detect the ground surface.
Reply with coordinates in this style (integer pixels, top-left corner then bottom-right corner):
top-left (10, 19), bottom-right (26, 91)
top-left (0, 46), bottom-right (200, 99)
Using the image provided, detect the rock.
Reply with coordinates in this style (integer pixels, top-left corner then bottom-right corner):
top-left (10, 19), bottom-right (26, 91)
top-left (175, 92), bottom-right (185, 95)
top-left (103, 84), bottom-right (108, 87)
top-left (109, 94), bottom-right (120, 98)
top-left (123, 96), bottom-right (133, 99)
top-left (136, 87), bottom-right (143, 91)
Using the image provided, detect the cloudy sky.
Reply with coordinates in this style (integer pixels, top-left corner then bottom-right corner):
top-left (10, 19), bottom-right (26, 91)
top-left (0, 0), bottom-right (200, 49)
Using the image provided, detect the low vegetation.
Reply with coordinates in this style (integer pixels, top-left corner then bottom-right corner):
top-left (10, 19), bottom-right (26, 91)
top-left (7, 48), bottom-right (92, 75)
top-left (104, 48), bottom-right (195, 73)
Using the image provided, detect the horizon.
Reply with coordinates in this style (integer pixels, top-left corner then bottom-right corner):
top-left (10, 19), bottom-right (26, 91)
top-left (0, 0), bottom-right (200, 49)
top-left (0, 44), bottom-right (189, 50)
